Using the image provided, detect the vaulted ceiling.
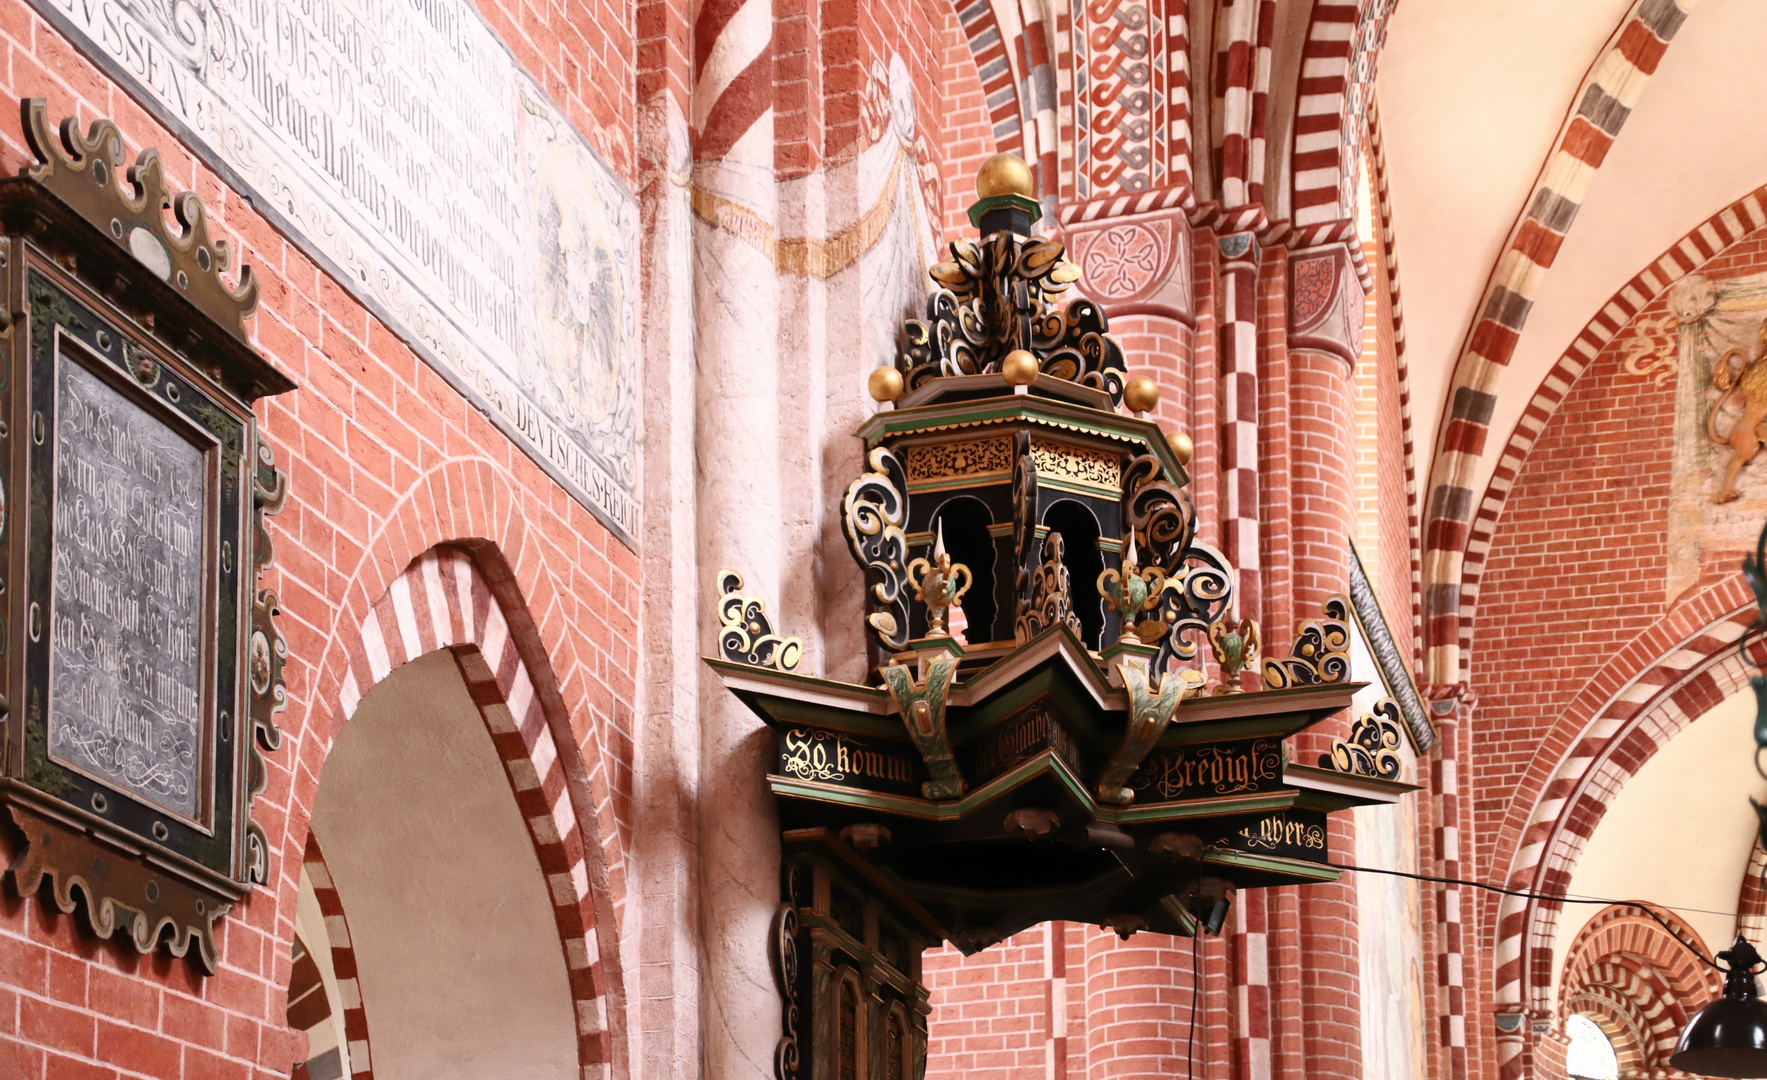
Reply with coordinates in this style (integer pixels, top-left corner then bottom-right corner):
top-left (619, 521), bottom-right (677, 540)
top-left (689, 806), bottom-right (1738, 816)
top-left (1381, 0), bottom-right (1767, 509)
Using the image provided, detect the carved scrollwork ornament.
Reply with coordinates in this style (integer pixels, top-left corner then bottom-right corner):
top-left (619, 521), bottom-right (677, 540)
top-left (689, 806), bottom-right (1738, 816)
top-left (1320, 699), bottom-right (1406, 780)
top-left (1017, 533), bottom-right (1081, 643)
top-left (1122, 454), bottom-right (1197, 572)
top-left (1261, 595), bottom-right (1353, 689)
top-left (771, 901), bottom-right (802, 1080)
top-left (1146, 540), bottom-right (1236, 671)
top-left (842, 447), bottom-right (911, 650)
top-left (898, 232), bottom-right (1126, 404)
top-left (245, 435), bottom-right (289, 885)
top-left (716, 571), bottom-right (804, 672)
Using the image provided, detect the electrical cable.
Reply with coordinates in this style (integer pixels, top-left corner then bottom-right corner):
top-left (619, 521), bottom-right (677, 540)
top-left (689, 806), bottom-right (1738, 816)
top-left (1329, 860), bottom-right (1722, 970)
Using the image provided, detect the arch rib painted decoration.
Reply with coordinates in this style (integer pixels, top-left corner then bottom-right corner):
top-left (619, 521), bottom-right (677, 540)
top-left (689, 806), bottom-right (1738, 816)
top-left (0, 101), bottom-right (295, 974)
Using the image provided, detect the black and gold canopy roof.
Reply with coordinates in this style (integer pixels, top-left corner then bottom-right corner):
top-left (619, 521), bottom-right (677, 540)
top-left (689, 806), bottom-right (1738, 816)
top-left (709, 154), bottom-right (1413, 948)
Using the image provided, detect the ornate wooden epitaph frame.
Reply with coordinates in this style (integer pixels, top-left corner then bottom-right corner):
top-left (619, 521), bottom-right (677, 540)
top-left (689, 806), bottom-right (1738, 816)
top-left (0, 100), bottom-right (295, 973)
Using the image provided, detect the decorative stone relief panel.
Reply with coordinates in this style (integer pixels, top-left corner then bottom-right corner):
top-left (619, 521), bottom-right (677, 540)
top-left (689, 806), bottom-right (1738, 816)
top-left (1287, 244), bottom-right (1365, 365)
top-left (1061, 209), bottom-right (1193, 324)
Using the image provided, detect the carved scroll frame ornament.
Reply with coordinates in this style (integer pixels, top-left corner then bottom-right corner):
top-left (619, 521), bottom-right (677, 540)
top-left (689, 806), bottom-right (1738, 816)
top-left (898, 233), bottom-right (1128, 405)
top-left (842, 447), bottom-right (912, 651)
top-left (1119, 454), bottom-right (1235, 671)
top-left (717, 570), bottom-right (804, 672)
top-left (1261, 595), bottom-right (1352, 689)
top-left (1319, 699), bottom-right (1405, 780)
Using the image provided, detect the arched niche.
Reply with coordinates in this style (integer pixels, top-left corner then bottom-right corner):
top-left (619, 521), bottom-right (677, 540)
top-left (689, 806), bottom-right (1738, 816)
top-left (306, 648), bottom-right (579, 1078)
top-left (930, 495), bottom-right (998, 643)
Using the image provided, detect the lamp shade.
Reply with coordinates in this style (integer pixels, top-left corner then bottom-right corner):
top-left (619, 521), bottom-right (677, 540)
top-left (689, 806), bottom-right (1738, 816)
top-left (1672, 937), bottom-right (1767, 1078)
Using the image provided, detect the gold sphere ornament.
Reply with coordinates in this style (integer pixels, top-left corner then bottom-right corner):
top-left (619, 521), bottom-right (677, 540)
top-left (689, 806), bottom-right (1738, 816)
top-left (1166, 431), bottom-right (1194, 465)
top-left (976, 153), bottom-right (1036, 200)
top-left (867, 366), bottom-right (904, 403)
top-left (1124, 374), bottom-right (1160, 413)
top-left (1002, 349), bottom-right (1041, 386)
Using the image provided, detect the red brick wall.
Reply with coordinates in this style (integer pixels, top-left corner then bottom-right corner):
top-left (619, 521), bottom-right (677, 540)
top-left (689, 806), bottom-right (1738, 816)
top-left (1466, 227), bottom-right (1767, 1045)
top-left (924, 928), bottom-right (1051, 1078)
top-left (0, 4), bottom-right (642, 1076)
top-left (939, 10), bottom-right (994, 242)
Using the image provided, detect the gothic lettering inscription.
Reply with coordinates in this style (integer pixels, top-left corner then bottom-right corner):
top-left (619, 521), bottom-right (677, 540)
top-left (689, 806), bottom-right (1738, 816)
top-left (1219, 811), bottom-right (1329, 862)
top-left (28, 0), bottom-right (640, 544)
top-left (1130, 738), bottom-right (1284, 802)
top-left (972, 706), bottom-right (1082, 780)
top-left (778, 728), bottom-right (920, 795)
top-left (47, 352), bottom-right (207, 821)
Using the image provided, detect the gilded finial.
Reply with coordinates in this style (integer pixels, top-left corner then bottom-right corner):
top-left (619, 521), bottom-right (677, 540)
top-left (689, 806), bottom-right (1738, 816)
top-left (976, 153), bottom-right (1036, 199)
top-left (868, 366), bottom-right (904, 402)
top-left (1097, 538), bottom-right (1167, 645)
top-left (1208, 618), bottom-right (1260, 694)
top-left (1002, 349), bottom-right (1040, 386)
top-left (1166, 431), bottom-right (1194, 465)
top-left (906, 523), bottom-right (973, 639)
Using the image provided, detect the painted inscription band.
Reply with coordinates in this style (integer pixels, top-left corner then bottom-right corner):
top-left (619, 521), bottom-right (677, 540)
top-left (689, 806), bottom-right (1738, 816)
top-left (1218, 810), bottom-right (1329, 862)
top-left (1130, 737), bottom-right (1283, 802)
top-left (778, 728), bottom-right (920, 796)
top-left (29, 0), bottom-right (641, 544)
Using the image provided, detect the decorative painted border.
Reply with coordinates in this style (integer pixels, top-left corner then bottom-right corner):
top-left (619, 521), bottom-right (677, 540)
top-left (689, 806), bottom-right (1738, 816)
top-left (1420, 0), bottom-right (1694, 686)
top-left (338, 547), bottom-right (610, 1079)
top-left (1455, 183), bottom-right (1767, 677)
top-left (302, 834), bottom-right (374, 1080)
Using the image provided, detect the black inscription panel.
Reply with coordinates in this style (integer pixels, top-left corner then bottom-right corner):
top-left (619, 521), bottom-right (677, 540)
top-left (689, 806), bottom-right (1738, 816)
top-left (777, 727), bottom-right (922, 797)
top-left (971, 704), bottom-right (1083, 781)
top-left (47, 349), bottom-right (208, 822)
top-left (1130, 737), bottom-right (1284, 802)
top-left (1214, 810), bottom-right (1330, 863)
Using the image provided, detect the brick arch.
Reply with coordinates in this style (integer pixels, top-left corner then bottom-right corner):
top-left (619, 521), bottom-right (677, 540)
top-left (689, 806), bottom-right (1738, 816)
top-left (277, 454), bottom-right (630, 1080)
top-left (1452, 182), bottom-right (1767, 681)
top-left (1489, 596), bottom-right (1759, 1080)
top-left (953, 0), bottom-right (1027, 162)
top-left (1559, 904), bottom-right (1719, 1075)
top-left (297, 833), bottom-right (373, 1080)
top-left (327, 546), bottom-right (612, 1077)
top-left (1289, 0), bottom-right (1397, 228)
top-left (1419, 0), bottom-right (1694, 687)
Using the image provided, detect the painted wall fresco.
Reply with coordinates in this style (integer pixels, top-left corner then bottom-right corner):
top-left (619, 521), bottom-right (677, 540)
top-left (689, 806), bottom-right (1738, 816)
top-left (31, 0), bottom-right (641, 543)
top-left (1665, 271), bottom-right (1767, 601)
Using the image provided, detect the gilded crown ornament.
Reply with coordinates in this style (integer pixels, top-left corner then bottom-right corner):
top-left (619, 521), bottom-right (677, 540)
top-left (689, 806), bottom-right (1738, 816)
top-left (1098, 539), bottom-right (1166, 645)
top-left (1208, 618), bottom-right (1261, 694)
top-left (906, 525), bottom-right (973, 640)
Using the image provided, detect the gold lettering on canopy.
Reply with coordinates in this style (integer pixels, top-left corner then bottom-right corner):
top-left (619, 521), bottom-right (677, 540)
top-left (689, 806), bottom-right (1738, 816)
top-left (780, 728), bottom-right (917, 789)
top-left (1130, 738), bottom-right (1283, 801)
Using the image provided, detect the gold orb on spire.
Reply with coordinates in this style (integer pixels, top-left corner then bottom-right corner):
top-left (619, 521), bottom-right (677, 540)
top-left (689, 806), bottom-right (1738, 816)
top-left (1166, 431), bottom-right (1194, 465)
top-left (976, 153), bottom-right (1036, 200)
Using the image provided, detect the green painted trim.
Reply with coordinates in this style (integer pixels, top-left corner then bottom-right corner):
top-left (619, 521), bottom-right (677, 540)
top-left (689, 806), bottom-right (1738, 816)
top-left (768, 751), bottom-right (1303, 824)
top-left (1198, 849), bottom-right (1340, 882)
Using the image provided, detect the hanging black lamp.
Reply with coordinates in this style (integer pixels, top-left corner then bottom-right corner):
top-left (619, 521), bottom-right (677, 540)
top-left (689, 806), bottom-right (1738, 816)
top-left (1671, 937), bottom-right (1767, 1078)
